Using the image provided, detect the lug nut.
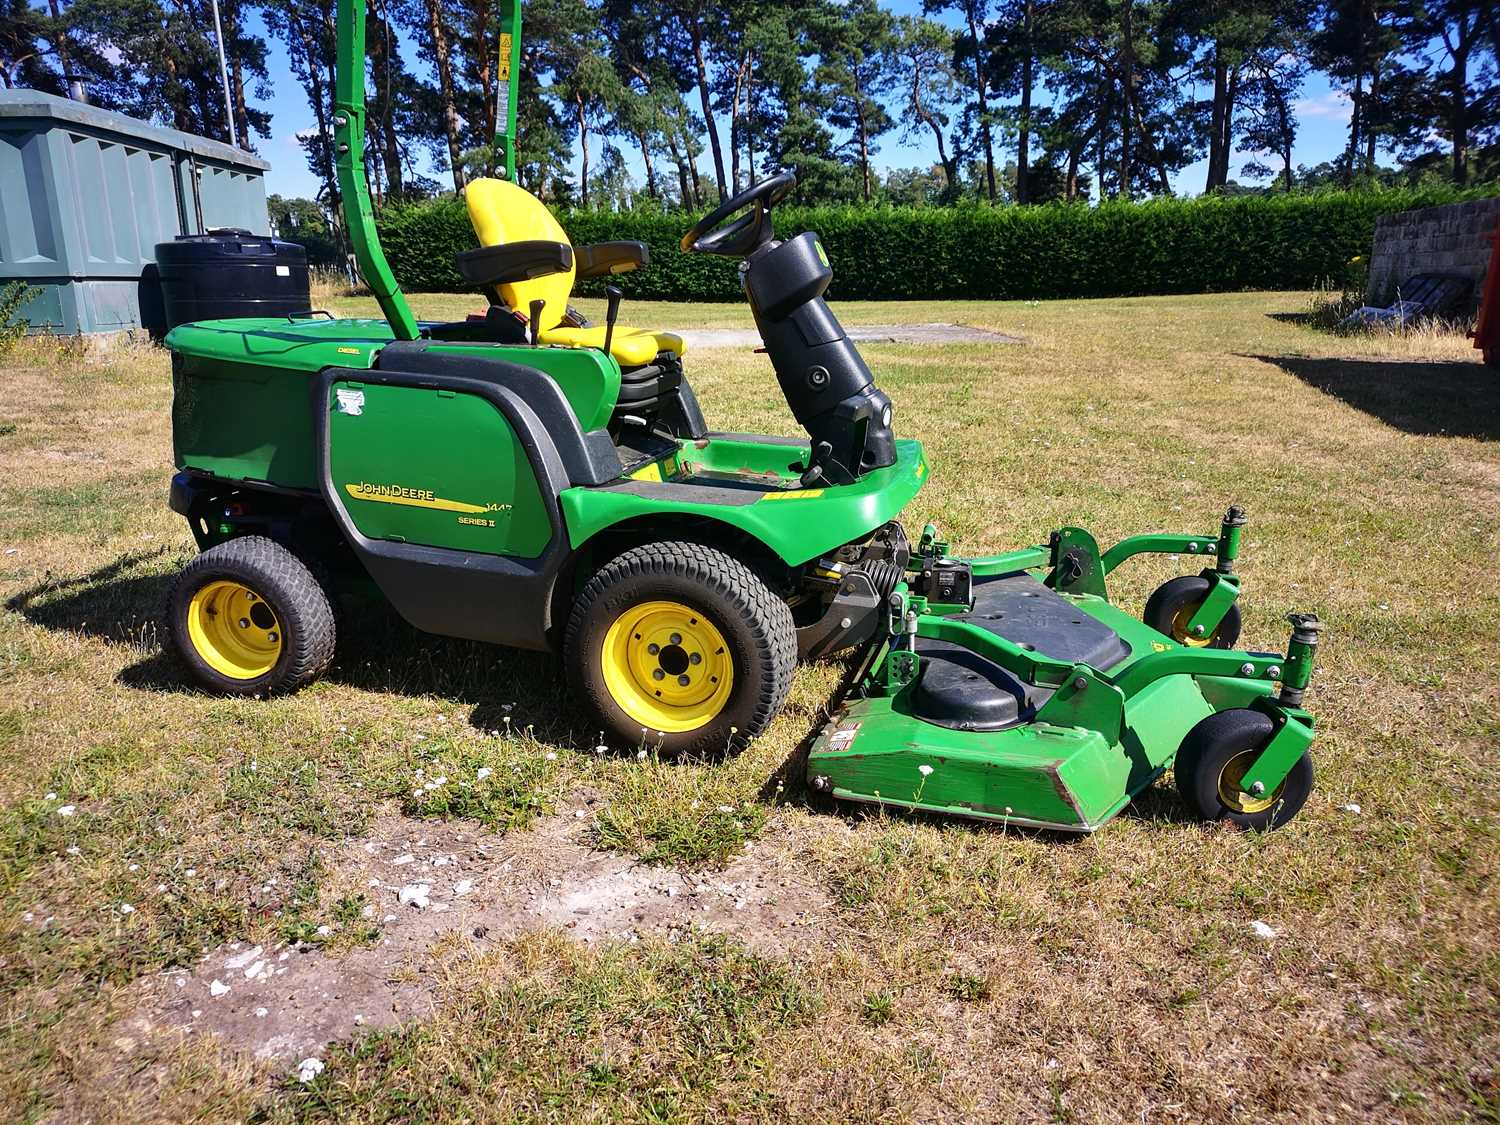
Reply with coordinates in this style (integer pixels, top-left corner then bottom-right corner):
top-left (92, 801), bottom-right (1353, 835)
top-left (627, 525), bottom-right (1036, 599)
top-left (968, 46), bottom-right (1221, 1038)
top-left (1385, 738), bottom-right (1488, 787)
top-left (669, 633), bottom-right (682, 645)
top-left (266, 632), bottom-right (277, 643)
top-left (652, 669), bottom-right (665, 680)
top-left (239, 618), bottom-right (250, 629)
top-left (689, 653), bottom-right (701, 665)
top-left (677, 675), bottom-right (690, 686)
top-left (647, 643), bottom-right (659, 655)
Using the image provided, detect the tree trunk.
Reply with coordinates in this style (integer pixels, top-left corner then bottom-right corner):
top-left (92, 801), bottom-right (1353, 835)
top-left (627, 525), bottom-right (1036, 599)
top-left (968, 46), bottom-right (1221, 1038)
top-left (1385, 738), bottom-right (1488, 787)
top-left (690, 18), bottom-right (727, 199)
top-left (636, 129), bottom-right (658, 199)
top-left (291, 8), bottom-right (339, 229)
top-left (473, 0), bottom-right (497, 153)
top-left (729, 52), bottom-right (749, 192)
top-left (1119, 0), bottom-right (1133, 199)
top-left (576, 95), bottom-right (590, 208)
top-left (1275, 87), bottom-right (1293, 190)
top-left (1206, 44), bottom-right (1226, 191)
top-left (665, 127), bottom-right (692, 206)
top-left (686, 140), bottom-right (702, 207)
top-left (1364, 62), bottom-right (1378, 168)
top-left (966, 4), bottom-right (996, 200)
top-left (231, 54), bottom-right (250, 150)
top-left (1216, 64), bottom-right (1240, 186)
top-left (423, 0), bottom-right (466, 192)
top-left (856, 81), bottom-right (872, 201)
top-left (1450, 40), bottom-right (1468, 183)
top-left (370, 8), bottom-right (404, 196)
top-left (1064, 121), bottom-right (1098, 202)
top-left (745, 65), bottom-right (755, 185)
top-left (1344, 67), bottom-right (1363, 185)
top-left (1017, 0), bottom-right (1033, 203)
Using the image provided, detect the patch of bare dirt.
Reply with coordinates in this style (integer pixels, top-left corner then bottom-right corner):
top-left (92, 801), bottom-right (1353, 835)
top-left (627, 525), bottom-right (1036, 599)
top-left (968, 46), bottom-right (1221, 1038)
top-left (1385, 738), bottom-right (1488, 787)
top-left (122, 806), bottom-right (837, 1070)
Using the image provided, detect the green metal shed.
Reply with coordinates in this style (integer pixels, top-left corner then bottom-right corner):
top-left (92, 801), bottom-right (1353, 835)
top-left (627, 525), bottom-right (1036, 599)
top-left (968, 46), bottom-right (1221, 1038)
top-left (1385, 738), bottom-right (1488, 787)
top-left (0, 90), bottom-right (272, 334)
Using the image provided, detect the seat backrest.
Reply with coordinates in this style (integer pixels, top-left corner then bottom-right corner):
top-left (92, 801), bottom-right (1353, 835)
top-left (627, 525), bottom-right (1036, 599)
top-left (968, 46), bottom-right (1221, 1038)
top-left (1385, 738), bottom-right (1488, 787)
top-left (464, 178), bottom-right (576, 330)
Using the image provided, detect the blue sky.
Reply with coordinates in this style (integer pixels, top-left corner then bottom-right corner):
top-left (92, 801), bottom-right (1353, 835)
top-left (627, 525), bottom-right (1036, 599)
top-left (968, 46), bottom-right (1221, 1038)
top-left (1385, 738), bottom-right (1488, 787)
top-left (245, 0), bottom-right (1363, 201)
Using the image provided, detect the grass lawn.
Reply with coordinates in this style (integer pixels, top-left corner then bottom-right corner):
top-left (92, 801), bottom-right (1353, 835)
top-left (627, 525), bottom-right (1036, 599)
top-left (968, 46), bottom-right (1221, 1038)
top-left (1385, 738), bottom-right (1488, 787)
top-left (1, 291), bottom-right (1496, 1122)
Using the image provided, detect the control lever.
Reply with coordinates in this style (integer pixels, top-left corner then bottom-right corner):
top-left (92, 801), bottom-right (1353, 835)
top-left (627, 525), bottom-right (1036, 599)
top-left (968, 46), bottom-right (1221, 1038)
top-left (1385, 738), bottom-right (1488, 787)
top-left (528, 299), bottom-right (544, 346)
top-left (799, 440), bottom-right (832, 488)
top-left (602, 285), bottom-right (623, 358)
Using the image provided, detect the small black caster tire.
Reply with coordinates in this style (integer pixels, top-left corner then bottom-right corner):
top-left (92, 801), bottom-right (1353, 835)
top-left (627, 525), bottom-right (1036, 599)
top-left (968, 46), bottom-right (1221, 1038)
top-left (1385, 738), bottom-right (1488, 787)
top-left (166, 536), bottom-right (337, 696)
top-left (565, 541), bottom-right (798, 756)
top-left (1144, 574), bottom-right (1241, 649)
top-left (1175, 709), bottom-right (1313, 831)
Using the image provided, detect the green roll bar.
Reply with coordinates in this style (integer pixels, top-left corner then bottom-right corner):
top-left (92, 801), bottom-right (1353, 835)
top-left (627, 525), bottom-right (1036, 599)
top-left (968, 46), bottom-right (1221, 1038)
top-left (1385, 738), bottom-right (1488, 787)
top-left (495, 0), bottom-right (522, 181)
top-left (331, 0), bottom-right (523, 338)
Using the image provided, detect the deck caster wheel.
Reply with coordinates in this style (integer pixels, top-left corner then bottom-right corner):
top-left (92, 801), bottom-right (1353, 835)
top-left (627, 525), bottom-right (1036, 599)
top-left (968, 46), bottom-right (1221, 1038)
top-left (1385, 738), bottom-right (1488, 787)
top-left (565, 541), bottom-right (797, 756)
top-left (1144, 574), bottom-right (1241, 648)
top-left (1175, 709), bottom-right (1313, 831)
top-left (167, 536), bottom-right (337, 695)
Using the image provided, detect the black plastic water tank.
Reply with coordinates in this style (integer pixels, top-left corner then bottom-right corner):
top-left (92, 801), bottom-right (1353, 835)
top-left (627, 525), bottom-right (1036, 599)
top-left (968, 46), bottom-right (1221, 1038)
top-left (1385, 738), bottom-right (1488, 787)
top-left (154, 229), bottom-right (311, 331)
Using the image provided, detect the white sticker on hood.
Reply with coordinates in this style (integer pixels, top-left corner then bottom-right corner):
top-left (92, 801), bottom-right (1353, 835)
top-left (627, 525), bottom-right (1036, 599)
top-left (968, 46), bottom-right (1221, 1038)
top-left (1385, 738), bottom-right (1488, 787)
top-left (334, 388), bottom-right (365, 416)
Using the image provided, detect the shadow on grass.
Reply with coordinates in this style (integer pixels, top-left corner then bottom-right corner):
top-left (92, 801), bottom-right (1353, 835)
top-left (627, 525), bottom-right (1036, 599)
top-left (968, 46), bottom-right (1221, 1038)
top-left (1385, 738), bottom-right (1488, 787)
top-left (5, 550), bottom-right (583, 747)
top-left (1250, 353), bottom-right (1500, 440)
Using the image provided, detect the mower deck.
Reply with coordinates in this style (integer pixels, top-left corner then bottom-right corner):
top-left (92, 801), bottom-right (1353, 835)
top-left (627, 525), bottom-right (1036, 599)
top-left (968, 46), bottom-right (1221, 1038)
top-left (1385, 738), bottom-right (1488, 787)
top-left (808, 566), bottom-right (1280, 832)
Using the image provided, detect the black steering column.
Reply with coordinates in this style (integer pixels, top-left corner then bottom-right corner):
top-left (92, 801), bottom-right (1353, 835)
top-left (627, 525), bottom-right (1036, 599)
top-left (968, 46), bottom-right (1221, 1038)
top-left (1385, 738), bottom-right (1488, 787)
top-left (682, 174), bottom-right (896, 486)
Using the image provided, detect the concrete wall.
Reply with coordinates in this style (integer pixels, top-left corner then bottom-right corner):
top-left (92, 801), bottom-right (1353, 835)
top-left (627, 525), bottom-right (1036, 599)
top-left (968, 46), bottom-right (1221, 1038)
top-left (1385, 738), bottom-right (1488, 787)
top-left (0, 89), bottom-right (271, 334)
top-left (1367, 196), bottom-right (1500, 311)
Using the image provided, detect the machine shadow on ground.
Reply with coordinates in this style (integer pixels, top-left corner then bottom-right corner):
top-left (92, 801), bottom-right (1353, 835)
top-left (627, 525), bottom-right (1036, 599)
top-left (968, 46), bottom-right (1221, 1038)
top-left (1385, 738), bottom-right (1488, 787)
top-left (1250, 354), bottom-right (1500, 440)
top-left (4, 550), bottom-right (590, 748)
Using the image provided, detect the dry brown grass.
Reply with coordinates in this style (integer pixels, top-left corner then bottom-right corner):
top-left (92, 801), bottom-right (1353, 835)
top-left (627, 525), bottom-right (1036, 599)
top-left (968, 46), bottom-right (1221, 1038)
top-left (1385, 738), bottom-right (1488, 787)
top-left (0, 291), bottom-right (1496, 1122)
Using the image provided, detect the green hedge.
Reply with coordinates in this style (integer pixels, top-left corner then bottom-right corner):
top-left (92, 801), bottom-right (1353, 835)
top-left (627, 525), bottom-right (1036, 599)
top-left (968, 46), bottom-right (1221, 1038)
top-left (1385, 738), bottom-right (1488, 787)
top-left (375, 187), bottom-right (1499, 301)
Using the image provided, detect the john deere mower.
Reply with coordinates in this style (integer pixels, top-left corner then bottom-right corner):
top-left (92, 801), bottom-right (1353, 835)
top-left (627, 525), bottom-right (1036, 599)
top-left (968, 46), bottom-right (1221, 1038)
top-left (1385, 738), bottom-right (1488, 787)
top-left (161, 0), bottom-right (1322, 832)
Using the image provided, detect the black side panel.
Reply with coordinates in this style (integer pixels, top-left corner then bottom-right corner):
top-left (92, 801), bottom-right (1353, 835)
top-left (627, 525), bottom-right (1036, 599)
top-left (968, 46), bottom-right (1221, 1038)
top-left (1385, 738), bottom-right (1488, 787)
top-left (312, 365), bottom-right (580, 652)
top-left (374, 341), bottom-right (623, 487)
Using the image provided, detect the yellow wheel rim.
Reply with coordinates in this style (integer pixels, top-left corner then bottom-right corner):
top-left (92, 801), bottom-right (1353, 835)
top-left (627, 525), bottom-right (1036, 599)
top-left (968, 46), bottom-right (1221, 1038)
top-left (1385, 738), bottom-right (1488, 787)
top-left (1171, 603), bottom-right (1215, 647)
top-left (186, 580), bottom-right (283, 680)
top-left (601, 600), bottom-right (734, 734)
top-left (1216, 749), bottom-right (1284, 814)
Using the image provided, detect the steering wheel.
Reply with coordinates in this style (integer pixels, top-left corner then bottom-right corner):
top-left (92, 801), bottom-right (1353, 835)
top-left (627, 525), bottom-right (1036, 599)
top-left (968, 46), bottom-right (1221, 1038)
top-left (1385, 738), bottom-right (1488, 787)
top-left (680, 172), bottom-right (797, 257)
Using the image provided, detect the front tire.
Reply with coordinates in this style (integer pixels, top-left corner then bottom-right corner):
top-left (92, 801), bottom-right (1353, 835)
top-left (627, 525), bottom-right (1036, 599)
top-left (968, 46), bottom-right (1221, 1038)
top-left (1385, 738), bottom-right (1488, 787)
top-left (1144, 574), bottom-right (1241, 649)
top-left (167, 536), bottom-right (336, 696)
top-left (1174, 709), bottom-right (1313, 831)
top-left (564, 541), bottom-right (797, 755)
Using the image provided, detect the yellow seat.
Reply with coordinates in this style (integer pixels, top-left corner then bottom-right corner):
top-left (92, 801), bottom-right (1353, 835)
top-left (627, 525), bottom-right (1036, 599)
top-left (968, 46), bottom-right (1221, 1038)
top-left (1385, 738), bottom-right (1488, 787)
top-left (464, 178), bottom-right (686, 366)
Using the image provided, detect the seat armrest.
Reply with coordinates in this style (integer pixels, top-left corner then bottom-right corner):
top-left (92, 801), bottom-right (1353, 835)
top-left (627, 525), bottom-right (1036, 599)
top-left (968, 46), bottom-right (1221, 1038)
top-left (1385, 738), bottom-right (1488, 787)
top-left (574, 241), bottom-right (650, 278)
top-left (455, 240), bottom-right (574, 287)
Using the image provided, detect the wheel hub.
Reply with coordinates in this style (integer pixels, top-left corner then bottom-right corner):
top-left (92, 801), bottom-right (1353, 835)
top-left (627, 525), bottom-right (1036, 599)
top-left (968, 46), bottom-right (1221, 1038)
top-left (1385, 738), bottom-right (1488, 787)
top-left (1217, 749), bottom-right (1283, 814)
top-left (186, 580), bottom-right (283, 679)
top-left (601, 601), bottom-right (733, 734)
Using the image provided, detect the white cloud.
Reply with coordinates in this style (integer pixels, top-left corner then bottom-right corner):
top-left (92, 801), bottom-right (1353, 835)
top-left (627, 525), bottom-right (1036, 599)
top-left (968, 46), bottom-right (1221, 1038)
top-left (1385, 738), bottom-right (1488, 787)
top-left (1294, 91), bottom-right (1352, 123)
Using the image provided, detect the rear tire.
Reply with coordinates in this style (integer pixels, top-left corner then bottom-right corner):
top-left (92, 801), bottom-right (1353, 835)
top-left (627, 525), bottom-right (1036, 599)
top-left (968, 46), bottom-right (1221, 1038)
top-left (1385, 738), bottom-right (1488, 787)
top-left (1144, 574), bottom-right (1241, 649)
top-left (564, 541), bottom-right (797, 755)
top-left (167, 536), bottom-right (336, 696)
top-left (1174, 709), bottom-right (1313, 831)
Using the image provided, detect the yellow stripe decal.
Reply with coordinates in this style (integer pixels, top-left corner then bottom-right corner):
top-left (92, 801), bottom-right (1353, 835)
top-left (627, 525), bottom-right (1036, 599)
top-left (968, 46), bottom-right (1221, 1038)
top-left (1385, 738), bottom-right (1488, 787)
top-left (344, 484), bottom-right (488, 514)
top-left (761, 488), bottom-right (824, 501)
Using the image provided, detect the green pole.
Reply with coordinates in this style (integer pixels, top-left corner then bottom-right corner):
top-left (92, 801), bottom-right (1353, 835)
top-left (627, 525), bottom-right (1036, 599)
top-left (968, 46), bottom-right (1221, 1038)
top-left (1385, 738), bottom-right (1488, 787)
top-left (494, 0), bottom-right (522, 180)
top-left (333, 0), bottom-right (420, 341)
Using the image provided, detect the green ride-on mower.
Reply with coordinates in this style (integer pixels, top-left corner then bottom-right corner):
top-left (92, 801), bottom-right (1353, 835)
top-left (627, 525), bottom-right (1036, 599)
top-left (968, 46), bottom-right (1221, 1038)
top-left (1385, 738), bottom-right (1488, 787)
top-left (160, 0), bottom-right (1323, 832)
